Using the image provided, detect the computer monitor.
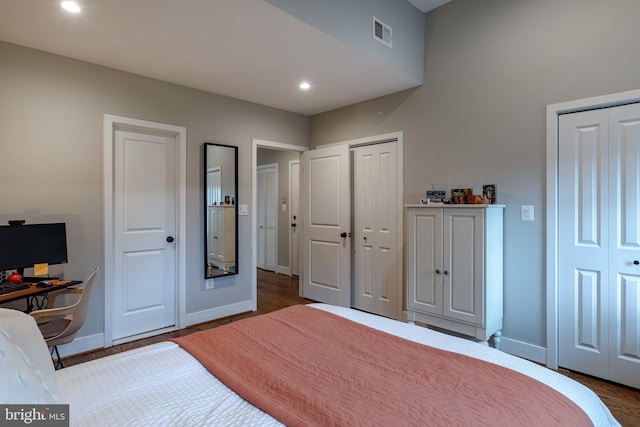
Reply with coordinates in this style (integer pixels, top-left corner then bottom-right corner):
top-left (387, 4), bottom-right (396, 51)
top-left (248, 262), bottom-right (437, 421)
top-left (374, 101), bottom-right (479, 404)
top-left (0, 222), bottom-right (68, 276)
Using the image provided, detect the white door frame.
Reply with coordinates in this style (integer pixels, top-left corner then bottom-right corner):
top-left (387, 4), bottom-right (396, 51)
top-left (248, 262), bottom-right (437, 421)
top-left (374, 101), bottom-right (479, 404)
top-left (545, 89), bottom-right (640, 369)
top-left (103, 114), bottom-right (187, 347)
top-left (251, 139), bottom-right (307, 309)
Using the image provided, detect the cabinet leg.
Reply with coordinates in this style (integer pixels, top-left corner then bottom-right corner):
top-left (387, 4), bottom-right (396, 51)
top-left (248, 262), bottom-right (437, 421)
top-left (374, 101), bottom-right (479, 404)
top-left (491, 330), bottom-right (502, 350)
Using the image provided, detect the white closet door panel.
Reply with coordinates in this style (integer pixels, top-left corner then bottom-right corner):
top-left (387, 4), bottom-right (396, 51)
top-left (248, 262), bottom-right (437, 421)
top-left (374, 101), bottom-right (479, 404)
top-left (575, 269), bottom-right (602, 350)
top-left (257, 169), bottom-right (266, 268)
top-left (608, 104), bottom-right (640, 387)
top-left (353, 150), bottom-right (377, 311)
top-left (611, 108), bottom-right (640, 248)
top-left (558, 109), bottom-right (610, 378)
top-left (257, 165), bottom-right (277, 272)
top-left (265, 169), bottom-right (277, 228)
top-left (353, 142), bottom-right (399, 318)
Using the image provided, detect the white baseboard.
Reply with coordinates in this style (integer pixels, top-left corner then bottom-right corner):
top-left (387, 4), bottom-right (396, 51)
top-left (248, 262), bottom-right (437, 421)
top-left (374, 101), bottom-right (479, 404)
top-left (57, 332), bottom-right (105, 358)
top-left (58, 300), bottom-right (254, 358)
top-left (183, 299), bottom-right (254, 327)
top-left (277, 265), bottom-right (291, 275)
top-left (499, 337), bottom-right (546, 364)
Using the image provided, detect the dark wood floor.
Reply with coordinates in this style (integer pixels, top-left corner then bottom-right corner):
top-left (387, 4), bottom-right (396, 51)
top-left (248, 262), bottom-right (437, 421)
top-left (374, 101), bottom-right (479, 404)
top-left (63, 270), bottom-right (639, 426)
top-left (62, 269), bottom-right (313, 366)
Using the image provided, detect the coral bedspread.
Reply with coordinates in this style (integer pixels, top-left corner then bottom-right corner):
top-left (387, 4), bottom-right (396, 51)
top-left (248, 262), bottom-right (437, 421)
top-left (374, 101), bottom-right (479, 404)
top-left (173, 305), bottom-right (592, 427)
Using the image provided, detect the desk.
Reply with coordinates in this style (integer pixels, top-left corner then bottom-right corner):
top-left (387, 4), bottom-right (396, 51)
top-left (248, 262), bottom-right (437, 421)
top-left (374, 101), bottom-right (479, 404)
top-left (0, 280), bottom-right (82, 312)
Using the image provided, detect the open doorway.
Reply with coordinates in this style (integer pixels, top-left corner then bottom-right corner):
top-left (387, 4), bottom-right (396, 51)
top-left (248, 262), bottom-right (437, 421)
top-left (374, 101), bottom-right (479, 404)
top-left (251, 139), bottom-right (307, 311)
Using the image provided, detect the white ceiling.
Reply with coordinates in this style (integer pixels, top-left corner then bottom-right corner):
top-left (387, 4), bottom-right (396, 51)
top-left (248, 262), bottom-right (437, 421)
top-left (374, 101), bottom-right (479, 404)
top-left (0, 0), bottom-right (449, 116)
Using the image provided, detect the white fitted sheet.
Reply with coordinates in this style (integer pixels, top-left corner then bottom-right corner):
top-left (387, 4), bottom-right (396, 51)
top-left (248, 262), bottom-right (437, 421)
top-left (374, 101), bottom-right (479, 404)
top-left (56, 304), bottom-right (619, 426)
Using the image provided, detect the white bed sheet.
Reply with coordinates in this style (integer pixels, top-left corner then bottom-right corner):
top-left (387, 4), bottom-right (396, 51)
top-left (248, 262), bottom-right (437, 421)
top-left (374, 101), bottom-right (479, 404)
top-left (57, 303), bottom-right (620, 426)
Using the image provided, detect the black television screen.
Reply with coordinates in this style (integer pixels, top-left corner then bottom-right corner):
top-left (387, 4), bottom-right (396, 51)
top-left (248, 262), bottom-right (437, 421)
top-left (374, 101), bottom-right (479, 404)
top-left (0, 223), bottom-right (68, 272)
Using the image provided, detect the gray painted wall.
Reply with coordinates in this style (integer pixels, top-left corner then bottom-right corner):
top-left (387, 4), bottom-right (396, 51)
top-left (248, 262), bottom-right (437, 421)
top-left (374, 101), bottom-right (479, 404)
top-left (0, 41), bottom-right (308, 337)
top-left (309, 0), bottom-right (640, 349)
top-left (267, 0), bottom-right (425, 84)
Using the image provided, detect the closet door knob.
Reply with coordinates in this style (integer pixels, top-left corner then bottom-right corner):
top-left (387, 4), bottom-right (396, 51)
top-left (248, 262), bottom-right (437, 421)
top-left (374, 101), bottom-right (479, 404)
top-left (443, 270), bottom-right (449, 275)
top-left (435, 269), bottom-right (441, 274)
top-left (634, 260), bottom-right (639, 265)
top-left (166, 236), bottom-right (175, 243)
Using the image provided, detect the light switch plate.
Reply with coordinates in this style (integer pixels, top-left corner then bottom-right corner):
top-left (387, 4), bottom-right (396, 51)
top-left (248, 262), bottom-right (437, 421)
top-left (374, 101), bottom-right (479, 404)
top-left (238, 204), bottom-right (248, 216)
top-left (521, 205), bottom-right (534, 221)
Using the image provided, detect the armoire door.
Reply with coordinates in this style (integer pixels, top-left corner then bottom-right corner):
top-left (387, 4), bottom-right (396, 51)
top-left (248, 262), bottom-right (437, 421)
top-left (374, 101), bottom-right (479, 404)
top-left (442, 208), bottom-right (484, 326)
top-left (558, 103), bottom-right (640, 389)
top-left (406, 207), bottom-right (443, 316)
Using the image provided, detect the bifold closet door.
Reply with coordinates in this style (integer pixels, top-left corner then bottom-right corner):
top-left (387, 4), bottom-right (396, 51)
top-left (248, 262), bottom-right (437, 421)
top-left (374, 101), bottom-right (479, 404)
top-left (352, 142), bottom-right (401, 319)
top-left (558, 103), bottom-right (640, 389)
top-left (257, 165), bottom-right (277, 272)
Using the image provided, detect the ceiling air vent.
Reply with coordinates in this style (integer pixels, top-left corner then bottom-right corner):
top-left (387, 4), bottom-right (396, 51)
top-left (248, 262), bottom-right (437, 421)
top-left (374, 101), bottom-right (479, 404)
top-left (373, 17), bottom-right (392, 48)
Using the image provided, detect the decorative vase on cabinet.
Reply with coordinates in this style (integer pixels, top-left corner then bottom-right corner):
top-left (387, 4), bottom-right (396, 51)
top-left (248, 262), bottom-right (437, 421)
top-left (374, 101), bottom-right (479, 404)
top-left (405, 204), bottom-right (504, 348)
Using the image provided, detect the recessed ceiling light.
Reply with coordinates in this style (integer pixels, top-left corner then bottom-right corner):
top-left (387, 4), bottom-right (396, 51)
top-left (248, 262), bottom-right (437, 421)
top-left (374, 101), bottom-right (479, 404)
top-left (299, 81), bottom-right (311, 90)
top-left (61, 1), bottom-right (81, 13)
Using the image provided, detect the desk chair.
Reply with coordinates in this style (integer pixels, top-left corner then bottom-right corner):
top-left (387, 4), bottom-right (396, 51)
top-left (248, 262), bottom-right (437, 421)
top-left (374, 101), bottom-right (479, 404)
top-left (30, 267), bottom-right (99, 369)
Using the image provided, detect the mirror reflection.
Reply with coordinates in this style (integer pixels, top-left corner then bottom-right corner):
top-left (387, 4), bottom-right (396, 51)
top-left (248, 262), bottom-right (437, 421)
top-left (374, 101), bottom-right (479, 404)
top-left (205, 143), bottom-right (238, 278)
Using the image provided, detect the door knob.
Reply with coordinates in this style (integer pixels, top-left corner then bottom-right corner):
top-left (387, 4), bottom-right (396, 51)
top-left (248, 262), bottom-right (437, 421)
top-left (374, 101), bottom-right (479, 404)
top-left (340, 232), bottom-right (348, 238)
top-left (166, 236), bottom-right (175, 243)
top-left (634, 260), bottom-right (639, 265)
top-left (443, 270), bottom-right (449, 275)
top-left (291, 223), bottom-right (297, 228)
top-left (435, 269), bottom-right (441, 274)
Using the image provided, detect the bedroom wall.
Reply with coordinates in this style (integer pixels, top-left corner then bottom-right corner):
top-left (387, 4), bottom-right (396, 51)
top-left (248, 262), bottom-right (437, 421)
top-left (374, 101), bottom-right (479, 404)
top-left (0, 41), bottom-right (308, 341)
top-left (309, 0), bottom-right (640, 356)
top-left (266, 0), bottom-right (425, 84)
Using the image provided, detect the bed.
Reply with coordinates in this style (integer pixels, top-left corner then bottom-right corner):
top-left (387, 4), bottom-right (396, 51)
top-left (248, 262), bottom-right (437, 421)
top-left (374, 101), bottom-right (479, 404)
top-left (0, 304), bottom-right (620, 426)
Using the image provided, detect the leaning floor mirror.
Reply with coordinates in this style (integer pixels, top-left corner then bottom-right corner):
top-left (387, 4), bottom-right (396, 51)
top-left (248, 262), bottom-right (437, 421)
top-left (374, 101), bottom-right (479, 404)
top-left (204, 142), bottom-right (238, 278)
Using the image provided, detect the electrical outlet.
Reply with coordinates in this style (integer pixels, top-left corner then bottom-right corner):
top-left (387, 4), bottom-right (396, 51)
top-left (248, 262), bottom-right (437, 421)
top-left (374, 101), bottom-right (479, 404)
top-left (205, 279), bottom-right (214, 290)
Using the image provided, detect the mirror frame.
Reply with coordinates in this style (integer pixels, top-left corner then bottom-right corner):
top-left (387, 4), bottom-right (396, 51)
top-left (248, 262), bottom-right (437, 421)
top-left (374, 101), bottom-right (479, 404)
top-left (204, 142), bottom-right (238, 279)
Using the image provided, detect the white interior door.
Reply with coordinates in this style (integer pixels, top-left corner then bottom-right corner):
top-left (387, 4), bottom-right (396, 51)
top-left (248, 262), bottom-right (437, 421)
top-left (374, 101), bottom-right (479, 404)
top-left (257, 164), bottom-right (277, 272)
top-left (607, 103), bottom-right (640, 387)
top-left (289, 160), bottom-right (300, 277)
top-left (352, 142), bottom-right (401, 318)
top-left (301, 145), bottom-right (351, 306)
top-left (113, 129), bottom-right (176, 341)
top-left (558, 104), bottom-right (640, 389)
top-left (559, 109), bottom-right (610, 379)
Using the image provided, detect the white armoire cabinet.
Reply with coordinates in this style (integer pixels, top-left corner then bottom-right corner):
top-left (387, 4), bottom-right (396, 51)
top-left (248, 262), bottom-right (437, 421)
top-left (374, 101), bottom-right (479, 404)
top-left (406, 205), bottom-right (504, 346)
top-left (208, 205), bottom-right (236, 272)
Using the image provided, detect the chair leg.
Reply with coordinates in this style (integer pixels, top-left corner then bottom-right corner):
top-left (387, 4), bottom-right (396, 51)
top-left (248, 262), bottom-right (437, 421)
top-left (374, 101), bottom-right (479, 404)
top-left (50, 346), bottom-right (64, 369)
